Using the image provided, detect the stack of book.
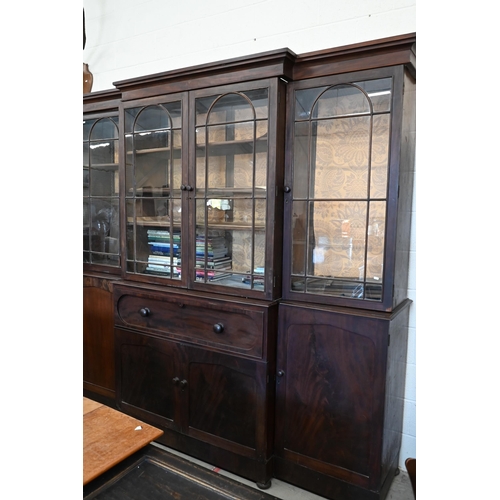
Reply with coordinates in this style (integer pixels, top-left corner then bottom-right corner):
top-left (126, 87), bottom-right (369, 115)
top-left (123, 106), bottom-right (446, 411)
top-left (145, 229), bottom-right (181, 277)
top-left (242, 267), bottom-right (265, 286)
top-left (195, 233), bottom-right (232, 281)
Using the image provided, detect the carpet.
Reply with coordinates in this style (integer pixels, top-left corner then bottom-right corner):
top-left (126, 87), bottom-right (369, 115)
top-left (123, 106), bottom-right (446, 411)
top-left (83, 444), bottom-right (280, 500)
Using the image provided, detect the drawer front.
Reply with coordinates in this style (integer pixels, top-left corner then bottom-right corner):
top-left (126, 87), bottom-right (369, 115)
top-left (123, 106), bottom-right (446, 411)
top-left (115, 289), bottom-right (265, 358)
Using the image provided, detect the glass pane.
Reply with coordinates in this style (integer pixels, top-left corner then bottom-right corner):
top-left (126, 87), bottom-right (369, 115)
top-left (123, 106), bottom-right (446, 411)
top-left (366, 201), bottom-right (386, 283)
top-left (354, 77), bottom-right (392, 113)
top-left (254, 198), bottom-right (266, 226)
top-left (313, 85), bottom-right (370, 118)
top-left (197, 89), bottom-right (268, 126)
top-left (308, 201), bottom-right (366, 280)
top-left (370, 114), bottom-right (390, 198)
top-left (293, 121), bottom-right (309, 199)
top-left (134, 148), bottom-right (170, 191)
top-left (86, 199), bottom-right (119, 263)
top-left (146, 228), bottom-right (181, 278)
top-left (230, 229), bottom-right (251, 273)
top-left (124, 108), bottom-right (140, 134)
top-left (209, 94), bottom-right (255, 123)
top-left (134, 129), bottom-right (169, 152)
top-left (311, 116), bottom-right (371, 199)
top-left (291, 200), bottom-right (307, 275)
top-left (195, 229), bottom-right (232, 283)
top-left (90, 139), bottom-right (118, 166)
top-left (163, 101), bottom-right (183, 129)
top-left (253, 230), bottom-right (266, 272)
top-left (83, 118), bottom-right (95, 141)
top-left (89, 165), bottom-right (118, 197)
top-left (134, 105), bottom-right (171, 131)
top-left (91, 118), bottom-right (119, 140)
top-left (295, 87), bottom-right (328, 121)
top-left (83, 143), bottom-right (90, 168)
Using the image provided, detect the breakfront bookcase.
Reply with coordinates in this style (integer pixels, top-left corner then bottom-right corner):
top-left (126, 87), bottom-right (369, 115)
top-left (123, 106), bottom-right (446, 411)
top-left (83, 33), bottom-right (416, 499)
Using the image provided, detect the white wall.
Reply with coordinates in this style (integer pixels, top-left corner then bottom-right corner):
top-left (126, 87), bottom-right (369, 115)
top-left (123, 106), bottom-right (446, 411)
top-left (83, 0), bottom-right (416, 469)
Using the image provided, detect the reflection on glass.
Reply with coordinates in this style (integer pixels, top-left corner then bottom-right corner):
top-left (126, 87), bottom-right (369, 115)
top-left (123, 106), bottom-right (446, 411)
top-left (291, 78), bottom-right (392, 301)
top-left (83, 116), bottom-right (120, 266)
top-left (195, 89), bottom-right (268, 291)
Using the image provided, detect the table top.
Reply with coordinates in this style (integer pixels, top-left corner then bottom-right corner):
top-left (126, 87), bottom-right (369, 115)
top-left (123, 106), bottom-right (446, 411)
top-left (83, 397), bottom-right (164, 485)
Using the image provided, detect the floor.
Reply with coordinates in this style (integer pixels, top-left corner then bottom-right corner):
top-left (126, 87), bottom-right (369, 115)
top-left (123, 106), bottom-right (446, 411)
top-left (152, 443), bottom-right (414, 500)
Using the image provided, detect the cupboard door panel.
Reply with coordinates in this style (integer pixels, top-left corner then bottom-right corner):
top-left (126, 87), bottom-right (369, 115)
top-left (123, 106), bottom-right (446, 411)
top-left (83, 278), bottom-right (115, 398)
top-left (283, 323), bottom-right (374, 474)
top-left (116, 329), bottom-right (179, 430)
top-left (188, 362), bottom-right (257, 449)
top-left (184, 348), bottom-right (269, 458)
top-left (275, 304), bottom-right (387, 486)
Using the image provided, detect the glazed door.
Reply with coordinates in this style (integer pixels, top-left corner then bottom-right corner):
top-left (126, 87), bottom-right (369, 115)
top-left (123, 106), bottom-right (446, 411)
top-left (283, 67), bottom-right (404, 311)
top-left (275, 303), bottom-right (387, 489)
top-left (189, 78), bottom-right (284, 300)
top-left (122, 93), bottom-right (189, 286)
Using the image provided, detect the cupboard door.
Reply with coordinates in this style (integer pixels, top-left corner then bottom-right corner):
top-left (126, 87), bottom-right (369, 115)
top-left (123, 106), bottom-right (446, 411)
top-left (115, 329), bottom-right (181, 431)
top-left (183, 346), bottom-right (269, 459)
top-left (275, 304), bottom-right (387, 487)
top-left (83, 277), bottom-right (115, 399)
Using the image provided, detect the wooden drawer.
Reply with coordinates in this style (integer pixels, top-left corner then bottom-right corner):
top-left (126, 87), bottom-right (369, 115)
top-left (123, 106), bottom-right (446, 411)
top-left (114, 286), bottom-right (266, 358)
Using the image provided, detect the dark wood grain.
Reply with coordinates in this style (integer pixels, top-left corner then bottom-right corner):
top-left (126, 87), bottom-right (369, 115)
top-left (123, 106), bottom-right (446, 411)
top-left (83, 277), bottom-right (117, 399)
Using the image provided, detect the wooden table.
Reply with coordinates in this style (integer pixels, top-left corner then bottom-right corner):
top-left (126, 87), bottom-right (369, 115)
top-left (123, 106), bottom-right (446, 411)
top-left (83, 397), bottom-right (164, 485)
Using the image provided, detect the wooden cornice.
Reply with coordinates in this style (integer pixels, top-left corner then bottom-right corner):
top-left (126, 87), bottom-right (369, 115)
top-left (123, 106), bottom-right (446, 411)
top-left (83, 88), bottom-right (122, 112)
top-left (114, 48), bottom-right (297, 101)
top-left (292, 33), bottom-right (416, 81)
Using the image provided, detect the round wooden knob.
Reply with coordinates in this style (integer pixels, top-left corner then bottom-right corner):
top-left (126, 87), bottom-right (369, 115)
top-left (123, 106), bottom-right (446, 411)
top-left (139, 307), bottom-right (150, 317)
top-left (213, 323), bottom-right (224, 334)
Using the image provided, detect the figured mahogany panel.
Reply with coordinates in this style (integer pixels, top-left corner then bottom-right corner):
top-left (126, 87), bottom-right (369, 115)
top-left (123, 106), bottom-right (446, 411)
top-left (275, 303), bottom-right (391, 490)
top-left (283, 322), bottom-right (375, 475)
top-left (187, 360), bottom-right (257, 449)
top-left (83, 279), bottom-right (115, 397)
top-left (117, 330), bottom-right (178, 429)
